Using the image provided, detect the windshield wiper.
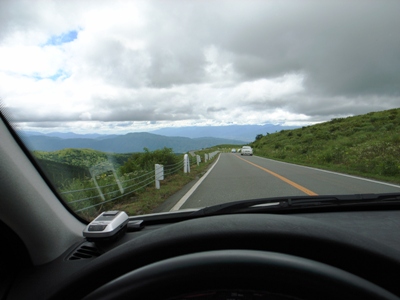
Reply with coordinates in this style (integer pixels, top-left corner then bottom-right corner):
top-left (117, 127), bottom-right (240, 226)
top-left (190, 193), bottom-right (400, 217)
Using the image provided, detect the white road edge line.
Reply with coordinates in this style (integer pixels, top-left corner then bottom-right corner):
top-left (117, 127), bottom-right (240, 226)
top-left (255, 156), bottom-right (400, 189)
top-left (170, 153), bottom-right (221, 211)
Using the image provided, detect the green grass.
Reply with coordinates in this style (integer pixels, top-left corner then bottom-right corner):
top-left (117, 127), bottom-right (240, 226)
top-left (250, 108), bottom-right (400, 184)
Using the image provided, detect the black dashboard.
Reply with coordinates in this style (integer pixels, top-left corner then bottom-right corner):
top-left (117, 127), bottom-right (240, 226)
top-left (6, 210), bottom-right (400, 299)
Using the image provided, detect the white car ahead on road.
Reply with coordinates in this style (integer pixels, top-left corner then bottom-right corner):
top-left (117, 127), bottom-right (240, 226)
top-left (241, 146), bottom-right (253, 156)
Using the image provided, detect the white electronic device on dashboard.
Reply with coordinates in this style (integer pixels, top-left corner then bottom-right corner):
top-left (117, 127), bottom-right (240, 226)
top-left (83, 210), bottom-right (129, 241)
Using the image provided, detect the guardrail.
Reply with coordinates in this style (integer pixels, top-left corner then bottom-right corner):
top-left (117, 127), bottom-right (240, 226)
top-left (61, 151), bottom-right (219, 213)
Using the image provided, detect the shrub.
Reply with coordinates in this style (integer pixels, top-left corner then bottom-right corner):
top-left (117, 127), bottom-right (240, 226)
top-left (121, 147), bottom-right (179, 174)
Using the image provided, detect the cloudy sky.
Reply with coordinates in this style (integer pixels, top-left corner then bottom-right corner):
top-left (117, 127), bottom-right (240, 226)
top-left (1, 0), bottom-right (399, 134)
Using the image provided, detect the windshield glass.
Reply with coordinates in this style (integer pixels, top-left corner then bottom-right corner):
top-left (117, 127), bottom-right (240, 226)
top-left (1, 0), bottom-right (399, 221)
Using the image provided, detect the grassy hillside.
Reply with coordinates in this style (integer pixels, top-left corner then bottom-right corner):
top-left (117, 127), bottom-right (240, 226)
top-left (35, 158), bottom-right (90, 188)
top-left (30, 147), bottom-right (218, 220)
top-left (32, 149), bottom-right (132, 188)
top-left (251, 108), bottom-right (400, 183)
top-left (33, 148), bottom-right (131, 168)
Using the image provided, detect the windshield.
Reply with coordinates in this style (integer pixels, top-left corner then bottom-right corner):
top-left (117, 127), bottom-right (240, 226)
top-left (1, 1), bottom-right (399, 221)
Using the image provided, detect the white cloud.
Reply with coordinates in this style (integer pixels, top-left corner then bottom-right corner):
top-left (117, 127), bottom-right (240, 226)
top-left (232, 74), bottom-right (305, 103)
top-left (203, 45), bottom-right (238, 83)
top-left (79, 112), bottom-right (92, 121)
top-left (0, 45), bottom-right (66, 77)
top-left (0, 0), bottom-right (399, 134)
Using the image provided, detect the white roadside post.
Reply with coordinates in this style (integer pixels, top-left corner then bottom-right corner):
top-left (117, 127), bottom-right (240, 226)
top-left (205, 153), bottom-right (209, 162)
top-left (196, 155), bottom-right (201, 166)
top-left (184, 154), bottom-right (188, 173)
top-left (183, 154), bottom-right (191, 173)
top-left (155, 164), bottom-right (164, 189)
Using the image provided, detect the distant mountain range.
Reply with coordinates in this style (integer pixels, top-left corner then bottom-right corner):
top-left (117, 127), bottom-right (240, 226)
top-left (20, 131), bottom-right (117, 140)
top-left (150, 124), bottom-right (299, 142)
top-left (19, 124), bottom-right (299, 153)
top-left (19, 132), bottom-right (247, 153)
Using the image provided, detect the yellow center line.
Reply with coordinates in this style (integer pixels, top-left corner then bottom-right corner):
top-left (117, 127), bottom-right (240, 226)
top-left (236, 155), bottom-right (318, 196)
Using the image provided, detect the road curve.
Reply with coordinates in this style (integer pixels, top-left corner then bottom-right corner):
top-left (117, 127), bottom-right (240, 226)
top-left (177, 153), bottom-right (400, 210)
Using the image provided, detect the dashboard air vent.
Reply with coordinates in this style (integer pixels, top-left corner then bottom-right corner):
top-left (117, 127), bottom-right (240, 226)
top-left (68, 242), bottom-right (101, 260)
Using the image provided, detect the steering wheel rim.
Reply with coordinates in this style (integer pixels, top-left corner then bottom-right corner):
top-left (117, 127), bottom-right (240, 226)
top-left (83, 249), bottom-right (399, 300)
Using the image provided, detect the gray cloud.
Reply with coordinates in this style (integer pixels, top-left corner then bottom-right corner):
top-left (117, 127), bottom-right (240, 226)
top-left (288, 94), bottom-right (400, 118)
top-left (1, 0), bottom-right (399, 132)
top-left (214, 1), bottom-right (400, 97)
top-left (207, 107), bottom-right (227, 113)
top-left (144, 1), bottom-right (400, 97)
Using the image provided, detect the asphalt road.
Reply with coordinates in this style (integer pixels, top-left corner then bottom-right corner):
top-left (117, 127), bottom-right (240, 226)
top-left (173, 153), bottom-right (400, 210)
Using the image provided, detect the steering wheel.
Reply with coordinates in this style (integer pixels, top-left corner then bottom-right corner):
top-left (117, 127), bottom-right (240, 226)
top-left (83, 249), bottom-right (398, 300)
